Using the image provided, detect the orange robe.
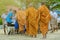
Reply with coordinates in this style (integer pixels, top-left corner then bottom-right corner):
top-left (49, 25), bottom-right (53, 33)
top-left (16, 10), bottom-right (26, 32)
top-left (25, 9), bottom-right (29, 35)
top-left (38, 5), bottom-right (51, 35)
top-left (26, 7), bottom-right (39, 36)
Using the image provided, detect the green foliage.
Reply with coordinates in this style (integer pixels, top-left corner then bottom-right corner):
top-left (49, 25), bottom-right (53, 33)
top-left (25, 0), bottom-right (60, 10)
top-left (0, 0), bottom-right (60, 15)
top-left (0, 0), bottom-right (21, 15)
top-left (0, 18), bottom-right (2, 25)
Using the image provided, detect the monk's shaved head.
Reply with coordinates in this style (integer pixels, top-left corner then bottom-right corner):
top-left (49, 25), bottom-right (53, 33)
top-left (28, 3), bottom-right (33, 7)
top-left (41, 2), bottom-right (46, 5)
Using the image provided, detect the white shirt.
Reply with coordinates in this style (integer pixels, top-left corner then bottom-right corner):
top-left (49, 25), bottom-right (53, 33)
top-left (1, 13), bottom-right (7, 24)
top-left (50, 11), bottom-right (58, 19)
top-left (12, 16), bottom-right (16, 24)
top-left (1, 13), bottom-right (7, 19)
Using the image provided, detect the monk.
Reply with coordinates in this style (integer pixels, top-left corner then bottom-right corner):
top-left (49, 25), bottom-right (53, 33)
top-left (16, 10), bottom-right (26, 33)
top-left (26, 4), bottom-right (39, 37)
top-left (38, 2), bottom-right (51, 38)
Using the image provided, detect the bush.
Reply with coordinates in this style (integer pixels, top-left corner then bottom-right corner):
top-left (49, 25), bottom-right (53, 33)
top-left (0, 18), bottom-right (2, 25)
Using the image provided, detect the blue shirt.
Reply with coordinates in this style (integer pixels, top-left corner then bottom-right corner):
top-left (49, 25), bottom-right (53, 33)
top-left (6, 11), bottom-right (13, 23)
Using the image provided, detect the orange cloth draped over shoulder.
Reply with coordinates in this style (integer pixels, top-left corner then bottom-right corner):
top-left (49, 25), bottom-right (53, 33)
top-left (38, 5), bottom-right (51, 35)
top-left (16, 10), bottom-right (26, 32)
top-left (26, 7), bottom-right (39, 36)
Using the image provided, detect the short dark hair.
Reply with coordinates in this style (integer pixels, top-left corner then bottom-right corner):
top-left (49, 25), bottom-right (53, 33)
top-left (9, 8), bottom-right (12, 11)
top-left (41, 2), bottom-right (46, 5)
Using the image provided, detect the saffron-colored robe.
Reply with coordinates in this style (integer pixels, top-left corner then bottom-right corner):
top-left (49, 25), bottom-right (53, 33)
top-left (16, 10), bottom-right (26, 32)
top-left (38, 5), bottom-right (51, 35)
top-left (26, 7), bottom-right (39, 36)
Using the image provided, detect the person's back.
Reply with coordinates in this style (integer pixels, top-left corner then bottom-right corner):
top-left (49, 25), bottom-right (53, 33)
top-left (1, 13), bottom-right (7, 34)
top-left (38, 2), bottom-right (51, 38)
top-left (6, 10), bottom-right (17, 35)
top-left (2, 13), bottom-right (7, 24)
top-left (1, 13), bottom-right (7, 20)
top-left (6, 11), bottom-right (13, 24)
top-left (50, 11), bottom-right (58, 24)
top-left (50, 11), bottom-right (58, 32)
top-left (12, 15), bottom-right (16, 24)
top-left (26, 6), bottom-right (39, 37)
